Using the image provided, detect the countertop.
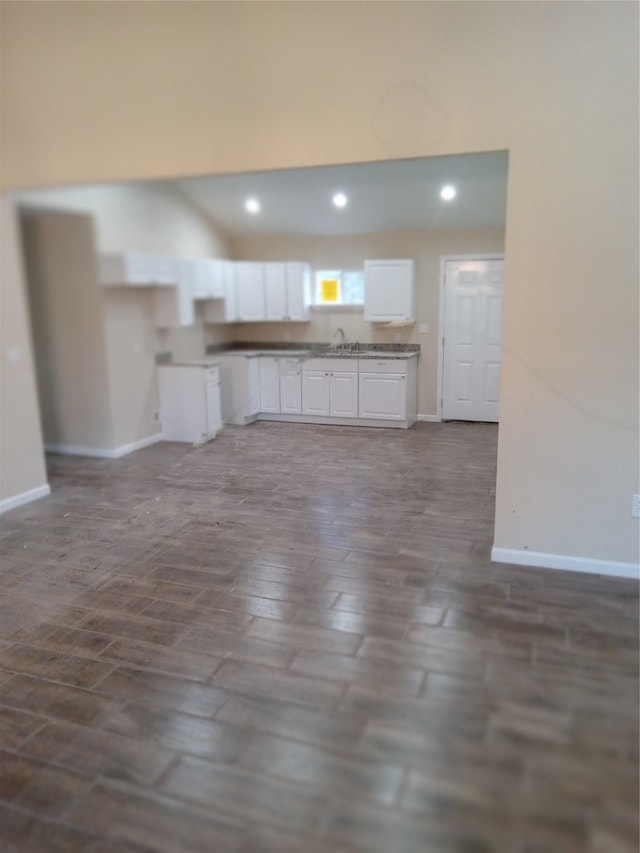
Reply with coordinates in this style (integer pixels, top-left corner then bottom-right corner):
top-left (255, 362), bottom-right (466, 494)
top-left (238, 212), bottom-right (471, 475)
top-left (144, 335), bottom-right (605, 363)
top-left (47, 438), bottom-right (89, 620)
top-left (159, 358), bottom-right (220, 368)
top-left (214, 348), bottom-right (419, 360)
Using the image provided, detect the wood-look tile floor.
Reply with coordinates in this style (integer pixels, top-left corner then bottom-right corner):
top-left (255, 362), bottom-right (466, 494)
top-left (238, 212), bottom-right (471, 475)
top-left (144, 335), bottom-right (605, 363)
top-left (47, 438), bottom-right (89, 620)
top-left (0, 422), bottom-right (637, 853)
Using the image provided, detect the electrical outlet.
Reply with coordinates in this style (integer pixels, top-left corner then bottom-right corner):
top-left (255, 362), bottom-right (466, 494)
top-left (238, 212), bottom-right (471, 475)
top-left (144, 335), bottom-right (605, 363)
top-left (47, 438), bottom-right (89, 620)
top-left (394, 333), bottom-right (401, 343)
top-left (632, 495), bottom-right (640, 518)
top-left (419, 323), bottom-right (429, 334)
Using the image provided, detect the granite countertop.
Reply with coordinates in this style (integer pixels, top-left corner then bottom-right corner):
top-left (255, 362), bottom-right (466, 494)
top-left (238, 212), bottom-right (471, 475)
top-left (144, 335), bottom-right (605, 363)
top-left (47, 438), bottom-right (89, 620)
top-left (160, 358), bottom-right (220, 368)
top-left (210, 345), bottom-right (419, 361)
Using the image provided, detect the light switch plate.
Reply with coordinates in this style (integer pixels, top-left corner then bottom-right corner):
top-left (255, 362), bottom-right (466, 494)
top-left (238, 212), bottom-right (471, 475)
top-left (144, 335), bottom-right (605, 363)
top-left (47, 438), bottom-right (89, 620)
top-left (419, 323), bottom-right (429, 334)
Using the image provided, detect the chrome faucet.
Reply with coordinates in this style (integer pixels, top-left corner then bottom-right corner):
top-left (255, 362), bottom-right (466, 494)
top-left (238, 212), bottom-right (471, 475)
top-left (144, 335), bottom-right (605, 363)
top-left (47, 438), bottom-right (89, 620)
top-left (331, 328), bottom-right (346, 351)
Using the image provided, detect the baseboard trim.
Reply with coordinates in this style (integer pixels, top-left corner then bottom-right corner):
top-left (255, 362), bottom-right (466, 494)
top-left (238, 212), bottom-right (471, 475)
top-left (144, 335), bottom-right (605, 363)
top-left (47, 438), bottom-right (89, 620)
top-left (111, 433), bottom-right (163, 457)
top-left (0, 484), bottom-right (51, 515)
top-left (45, 433), bottom-right (162, 460)
top-left (417, 414), bottom-right (441, 422)
top-left (491, 546), bottom-right (639, 580)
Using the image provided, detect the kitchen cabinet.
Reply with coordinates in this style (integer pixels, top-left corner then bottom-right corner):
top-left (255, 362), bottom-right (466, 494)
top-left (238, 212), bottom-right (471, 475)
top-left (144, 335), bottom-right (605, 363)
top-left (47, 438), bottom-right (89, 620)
top-left (358, 358), bottom-right (417, 422)
top-left (264, 263), bottom-right (288, 321)
top-left (192, 259), bottom-right (225, 300)
top-left (99, 252), bottom-right (179, 287)
top-left (279, 358), bottom-right (303, 414)
top-left (236, 262), bottom-right (266, 322)
top-left (259, 357), bottom-right (280, 414)
top-left (302, 358), bottom-right (358, 419)
top-left (364, 259), bottom-right (416, 323)
top-left (204, 261), bottom-right (237, 323)
top-left (217, 354), bottom-right (261, 425)
top-left (157, 363), bottom-right (222, 443)
top-left (330, 371), bottom-right (358, 418)
top-left (302, 371), bottom-right (331, 416)
top-left (153, 259), bottom-right (195, 328)
top-left (264, 262), bottom-right (312, 322)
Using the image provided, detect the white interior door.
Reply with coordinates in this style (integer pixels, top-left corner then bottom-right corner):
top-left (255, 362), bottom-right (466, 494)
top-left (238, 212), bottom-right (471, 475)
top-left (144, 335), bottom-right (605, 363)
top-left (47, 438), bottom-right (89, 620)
top-left (442, 258), bottom-right (504, 422)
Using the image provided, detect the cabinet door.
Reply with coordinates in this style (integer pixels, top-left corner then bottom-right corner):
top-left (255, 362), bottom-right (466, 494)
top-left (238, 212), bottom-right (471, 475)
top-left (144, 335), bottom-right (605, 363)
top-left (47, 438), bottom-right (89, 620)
top-left (280, 369), bottom-right (302, 414)
top-left (286, 263), bottom-right (311, 321)
top-left (259, 357), bottom-right (280, 413)
top-left (264, 263), bottom-right (287, 321)
top-left (364, 259), bottom-right (416, 323)
top-left (236, 263), bottom-right (265, 321)
top-left (247, 357), bottom-right (261, 416)
top-left (358, 373), bottom-right (406, 420)
top-left (330, 371), bottom-right (358, 418)
top-left (302, 371), bottom-right (330, 416)
top-left (205, 381), bottom-right (222, 438)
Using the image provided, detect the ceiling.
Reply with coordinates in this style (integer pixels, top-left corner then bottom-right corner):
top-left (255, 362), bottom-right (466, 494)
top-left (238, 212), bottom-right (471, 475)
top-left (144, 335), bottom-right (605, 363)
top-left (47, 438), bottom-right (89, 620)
top-left (175, 151), bottom-right (509, 238)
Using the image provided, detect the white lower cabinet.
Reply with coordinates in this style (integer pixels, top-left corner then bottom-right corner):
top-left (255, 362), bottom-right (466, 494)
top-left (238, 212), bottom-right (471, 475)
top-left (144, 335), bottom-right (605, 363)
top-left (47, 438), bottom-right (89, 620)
top-left (259, 357), bottom-right (280, 414)
top-left (357, 358), bottom-right (417, 422)
top-left (302, 358), bottom-right (358, 419)
top-left (358, 373), bottom-right (406, 420)
top-left (302, 371), bottom-right (331, 416)
top-left (279, 359), bottom-right (302, 414)
top-left (157, 363), bottom-right (222, 443)
top-left (217, 355), bottom-right (261, 425)
top-left (330, 372), bottom-right (358, 418)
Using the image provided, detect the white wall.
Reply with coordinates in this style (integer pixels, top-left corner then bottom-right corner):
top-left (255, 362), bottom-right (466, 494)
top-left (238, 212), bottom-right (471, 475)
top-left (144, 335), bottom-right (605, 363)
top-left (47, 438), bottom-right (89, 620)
top-left (1, 2), bottom-right (638, 568)
top-left (230, 228), bottom-right (505, 416)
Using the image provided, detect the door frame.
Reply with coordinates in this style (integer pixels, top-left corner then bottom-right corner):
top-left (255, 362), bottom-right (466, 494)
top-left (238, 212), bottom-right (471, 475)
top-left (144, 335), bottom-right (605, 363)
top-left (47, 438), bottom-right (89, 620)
top-left (436, 254), bottom-right (505, 422)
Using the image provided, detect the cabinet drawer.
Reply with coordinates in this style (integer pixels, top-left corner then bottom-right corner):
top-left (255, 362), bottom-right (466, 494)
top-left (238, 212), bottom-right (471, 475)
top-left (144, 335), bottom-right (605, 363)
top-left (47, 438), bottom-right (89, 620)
top-left (279, 357), bottom-right (302, 371)
top-left (303, 357), bottom-right (354, 373)
top-left (357, 358), bottom-right (409, 374)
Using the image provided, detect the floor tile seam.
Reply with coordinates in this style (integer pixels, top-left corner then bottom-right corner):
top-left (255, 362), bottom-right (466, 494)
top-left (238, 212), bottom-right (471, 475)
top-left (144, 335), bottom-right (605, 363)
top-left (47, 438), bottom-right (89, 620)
top-left (241, 619), bottom-right (365, 656)
top-left (0, 796), bottom-right (104, 842)
top-left (162, 744), bottom-right (408, 815)
top-left (156, 766), bottom-right (333, 842)
top-left (0, 665), bottom-right (120, 698)
top-left (1, 636), bottom-right (123, 671)
top-left (92, 654), bottom-right (222, 685)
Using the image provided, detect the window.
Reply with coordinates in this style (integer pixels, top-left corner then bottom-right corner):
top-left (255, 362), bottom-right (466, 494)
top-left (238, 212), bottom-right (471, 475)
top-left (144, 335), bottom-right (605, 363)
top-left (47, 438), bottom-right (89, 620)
top-left (314, 269), bottom-right (365, 306)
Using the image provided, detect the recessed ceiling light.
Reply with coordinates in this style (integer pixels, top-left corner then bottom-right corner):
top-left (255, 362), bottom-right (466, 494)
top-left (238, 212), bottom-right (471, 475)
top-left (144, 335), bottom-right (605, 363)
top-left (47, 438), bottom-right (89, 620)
top-left (245, 198), bottom-right (260, 214)
top-left (332, 192), bottom-right (348, 208)
top-left (440, 185), bottom-right (457, 201)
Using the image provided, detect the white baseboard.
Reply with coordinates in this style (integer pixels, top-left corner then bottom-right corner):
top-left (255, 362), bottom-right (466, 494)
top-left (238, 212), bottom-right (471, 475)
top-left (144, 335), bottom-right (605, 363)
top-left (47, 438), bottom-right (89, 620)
top-left (491, 546), bottom-right (639, 580)
top-left (0, 484), bottom-right (51, 515)
top-left (417, 414), bottom-right (441, 422)
top-left (45, 433), bottom-right (162, 460)
top-left (111, 433), bottom-right (163, 457)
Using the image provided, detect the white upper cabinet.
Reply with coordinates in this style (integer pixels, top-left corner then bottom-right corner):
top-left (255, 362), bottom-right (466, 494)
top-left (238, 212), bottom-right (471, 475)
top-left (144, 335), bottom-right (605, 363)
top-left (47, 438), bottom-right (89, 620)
top-left (192, 259), bottom-right (224, 300)
top-left (100, 252), bottom-right (178, 287)
top-left (236, 262), bottom-right (266, 322)
top-left (204, 261), bottom-right (237, 323)
top-left (263, 262), bottom-right (311, 322)
top-left (286, 262), bottom-right (312, 321)
top-left (364, 259), bottom-right (416, 323)
top-left (153, 259), bottom-right (195, 327)
top-left (264, 263), bottom-right (288, 321)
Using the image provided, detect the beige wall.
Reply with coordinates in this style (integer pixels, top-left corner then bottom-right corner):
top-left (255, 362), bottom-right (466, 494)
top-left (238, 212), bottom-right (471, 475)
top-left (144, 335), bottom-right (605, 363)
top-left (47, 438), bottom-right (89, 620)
top-left (1, 2), bottom-right (638, 566)
top-left (17, 183), bottom-right (233, 449)
top-left (230, 228), bottom-right (504, 416)
top-left (21, 209), bottom-right (114, 450)
top-left (0, 198), bottom-right (48, 504)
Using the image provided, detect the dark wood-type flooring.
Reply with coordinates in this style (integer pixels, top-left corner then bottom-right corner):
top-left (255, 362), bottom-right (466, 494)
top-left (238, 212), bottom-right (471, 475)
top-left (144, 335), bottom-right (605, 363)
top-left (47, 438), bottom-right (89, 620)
top-left (0, 422), bottom-right (637, 853)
